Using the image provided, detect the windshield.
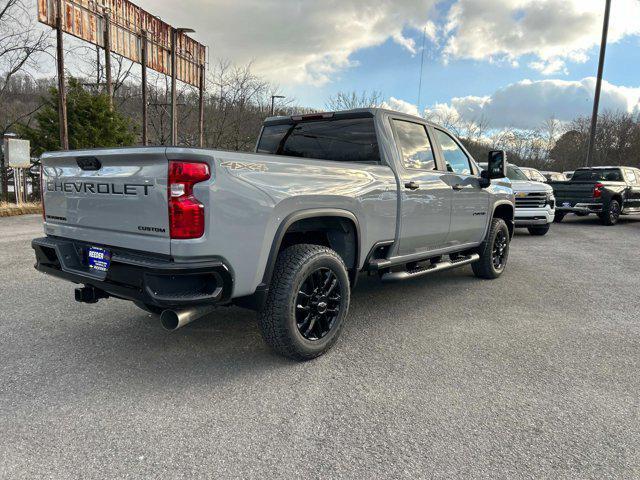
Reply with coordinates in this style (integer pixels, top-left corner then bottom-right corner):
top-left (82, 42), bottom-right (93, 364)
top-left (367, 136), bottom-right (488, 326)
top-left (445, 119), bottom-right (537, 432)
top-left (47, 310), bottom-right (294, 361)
top-left (506, 165), bottom-right (529, 181)
top-left (572, 168), bottom-right (623, 181)
top-left (257, 117), bottom-right (380, 164)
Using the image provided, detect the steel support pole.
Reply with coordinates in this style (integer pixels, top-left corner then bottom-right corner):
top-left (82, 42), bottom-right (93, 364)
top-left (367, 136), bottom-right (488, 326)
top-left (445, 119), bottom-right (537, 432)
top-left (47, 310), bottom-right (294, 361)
top-left (170, 28), bottom-right (178, 146)
top-left (14, 169), bottom-right (21, 206)
top-left (585, 0), bottom-right (611, 167)
top-left (198, 64), bottom-right (205, 148)
top-left (56, 0), bottom-right (69, 150)
top-left (96, 45), bottom-right (101, 87)
top-left (104, 12), bottom-right (113, 107)
top-left (141, 30), bottom-right (148, 146)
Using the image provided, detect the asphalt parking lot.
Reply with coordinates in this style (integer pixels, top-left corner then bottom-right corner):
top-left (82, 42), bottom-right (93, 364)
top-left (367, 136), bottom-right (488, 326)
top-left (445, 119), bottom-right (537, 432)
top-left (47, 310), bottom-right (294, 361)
top-left (1, 214), bottom-right (639, 479)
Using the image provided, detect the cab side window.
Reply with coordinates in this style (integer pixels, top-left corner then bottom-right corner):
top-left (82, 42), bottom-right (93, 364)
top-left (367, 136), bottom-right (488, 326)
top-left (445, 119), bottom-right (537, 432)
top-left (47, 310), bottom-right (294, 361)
top-left (393, 120), bottom-right (436, 171)
top-left (434, 129), bottom-right (472, 175)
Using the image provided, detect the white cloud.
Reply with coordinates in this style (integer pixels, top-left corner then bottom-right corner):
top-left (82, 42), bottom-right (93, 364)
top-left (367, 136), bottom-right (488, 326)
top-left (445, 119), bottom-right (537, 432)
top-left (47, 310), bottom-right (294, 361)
top-left (141, 0), bottom-right (438, 86)
top-left (443, 0), bottom-right (640, 74)
top-left (382, 97), bottom-right (420, 116)
top-left (425, 78), bottom-right (640, 129)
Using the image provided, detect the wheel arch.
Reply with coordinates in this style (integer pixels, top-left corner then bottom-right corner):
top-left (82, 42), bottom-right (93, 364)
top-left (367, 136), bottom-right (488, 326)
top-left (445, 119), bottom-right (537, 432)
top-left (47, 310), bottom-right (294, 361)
top-left (262, 209), bottom-right (361, 288)
top-left (491, 201), bottom-right (515, 238)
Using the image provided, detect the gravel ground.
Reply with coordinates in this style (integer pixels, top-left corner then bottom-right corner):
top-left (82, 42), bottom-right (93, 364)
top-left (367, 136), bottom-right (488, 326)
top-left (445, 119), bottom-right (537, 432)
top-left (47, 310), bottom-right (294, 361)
top-left (1, 214), bottom-right (639, 479)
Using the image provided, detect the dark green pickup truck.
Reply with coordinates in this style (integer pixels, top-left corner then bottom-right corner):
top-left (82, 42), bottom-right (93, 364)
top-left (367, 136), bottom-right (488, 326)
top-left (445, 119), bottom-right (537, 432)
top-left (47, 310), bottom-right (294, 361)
top-left (549, 166), bottom-right (640, 225)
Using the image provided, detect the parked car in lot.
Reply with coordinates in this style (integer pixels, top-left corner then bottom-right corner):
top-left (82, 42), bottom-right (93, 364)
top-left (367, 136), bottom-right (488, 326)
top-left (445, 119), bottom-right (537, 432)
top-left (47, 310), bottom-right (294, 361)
top-left (550, 166), bottom-right (640, 225)
top-left (519, 166), bottom-right (547, 183)
top-left (33, 108), bottom-right (515, 360)
top-left (481, 163), bottom-right (555, 235)
top-left (541, 171), bottom-right (567, 182)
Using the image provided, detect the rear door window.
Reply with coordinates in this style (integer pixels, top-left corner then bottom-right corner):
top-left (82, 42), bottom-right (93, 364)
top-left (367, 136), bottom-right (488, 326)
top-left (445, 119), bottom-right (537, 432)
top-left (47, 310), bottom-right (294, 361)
top-left (257, 117), bottom-right (380, 164)
top-left (392, 120), bottom-right (436, 171)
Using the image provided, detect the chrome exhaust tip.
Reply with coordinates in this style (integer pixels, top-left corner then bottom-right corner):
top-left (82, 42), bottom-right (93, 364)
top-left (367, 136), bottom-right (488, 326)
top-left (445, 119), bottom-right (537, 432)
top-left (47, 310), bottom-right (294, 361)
top-left (160, 305), bottom-right (216, 331)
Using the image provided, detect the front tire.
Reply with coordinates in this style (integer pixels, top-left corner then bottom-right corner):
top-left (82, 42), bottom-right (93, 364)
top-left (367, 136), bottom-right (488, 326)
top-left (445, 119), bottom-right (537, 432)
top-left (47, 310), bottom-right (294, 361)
top-left (258, 244), bottom-right (351, 361)
top-left (473, 218), bottom-right (510, 279)
top-left (528, 224), bottom-right (550, 236)
top-left (553, 212), bottom-right (566, 223)
top-left (599, 199), bottom-right (621, 226)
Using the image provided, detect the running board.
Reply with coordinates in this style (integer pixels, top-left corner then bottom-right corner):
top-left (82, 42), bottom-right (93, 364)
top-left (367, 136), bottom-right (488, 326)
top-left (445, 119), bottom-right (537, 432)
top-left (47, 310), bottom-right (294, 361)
top-left (381, 254), bottom-right (480, 282)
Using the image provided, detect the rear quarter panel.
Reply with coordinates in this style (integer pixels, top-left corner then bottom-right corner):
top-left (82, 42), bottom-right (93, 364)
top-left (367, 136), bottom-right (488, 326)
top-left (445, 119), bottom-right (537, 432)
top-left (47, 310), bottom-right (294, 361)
top-left (166, 148), bottom-right (397, 297)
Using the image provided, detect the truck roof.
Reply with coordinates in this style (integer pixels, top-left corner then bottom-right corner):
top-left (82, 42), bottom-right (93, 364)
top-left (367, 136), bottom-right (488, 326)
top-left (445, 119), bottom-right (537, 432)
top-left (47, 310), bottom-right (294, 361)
top-left (264, 107), bottom-right (440, 128)
top-left (575, 166), bottom-right (623, 170)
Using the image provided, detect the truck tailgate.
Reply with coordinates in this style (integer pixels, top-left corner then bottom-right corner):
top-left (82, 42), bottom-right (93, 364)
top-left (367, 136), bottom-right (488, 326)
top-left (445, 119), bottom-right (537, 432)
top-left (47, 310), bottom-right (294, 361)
top-left (41, 148), bottom-right (170, 255)
top-left (551, 182), bottom-right (596, 204)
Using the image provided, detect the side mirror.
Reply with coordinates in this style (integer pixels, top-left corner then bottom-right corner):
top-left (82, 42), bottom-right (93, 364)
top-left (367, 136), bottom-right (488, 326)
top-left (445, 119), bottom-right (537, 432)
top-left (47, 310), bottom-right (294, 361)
top-left (487, 150), bottom-right (507, 179)
top-left (479, 170), bottom-right (491, 188)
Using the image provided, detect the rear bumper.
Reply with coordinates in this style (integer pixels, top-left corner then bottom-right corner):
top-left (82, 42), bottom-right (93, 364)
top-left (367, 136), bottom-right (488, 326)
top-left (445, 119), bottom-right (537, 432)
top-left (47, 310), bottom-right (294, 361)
top-left (556, 202), bottom-right (603, 214)
top-left (514, 207), bottom-right (555, 227)
top-left (32, 236), bottom-right (233, 308)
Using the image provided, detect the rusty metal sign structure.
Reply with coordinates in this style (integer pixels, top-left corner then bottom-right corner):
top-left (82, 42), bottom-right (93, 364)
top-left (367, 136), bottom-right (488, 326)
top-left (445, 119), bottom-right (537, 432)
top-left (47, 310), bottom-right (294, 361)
top-left (38, 0), bottom-right (207, 147)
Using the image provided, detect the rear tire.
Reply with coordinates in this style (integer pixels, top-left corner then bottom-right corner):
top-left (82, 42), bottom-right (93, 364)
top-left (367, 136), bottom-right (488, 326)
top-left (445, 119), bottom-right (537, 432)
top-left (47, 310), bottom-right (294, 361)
top-left (528, 224), bottom-right (550, 236)
top-left (258, 244), bottom-right (351, 361)
top-left (472, 218), bottom-right (510, 279)
top-left (599, 199), bottom-right (621, 226)
top-left (553, 212), bottom-right (566, 223)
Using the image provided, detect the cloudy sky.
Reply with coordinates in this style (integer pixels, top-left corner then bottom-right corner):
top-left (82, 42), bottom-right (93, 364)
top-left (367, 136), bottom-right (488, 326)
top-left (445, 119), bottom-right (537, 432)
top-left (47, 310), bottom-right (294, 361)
top-left (86, 1), bottom-right (640, 128)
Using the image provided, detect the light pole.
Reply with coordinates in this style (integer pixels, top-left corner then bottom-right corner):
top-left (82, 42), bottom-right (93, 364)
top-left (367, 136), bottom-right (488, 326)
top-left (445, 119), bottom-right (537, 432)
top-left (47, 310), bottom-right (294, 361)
top-left (171, 27), bottom-right (195, 146)
top-left (585, 0), bottom-right (612, 167)
top-left (271, 95), bottom-right (285, 116)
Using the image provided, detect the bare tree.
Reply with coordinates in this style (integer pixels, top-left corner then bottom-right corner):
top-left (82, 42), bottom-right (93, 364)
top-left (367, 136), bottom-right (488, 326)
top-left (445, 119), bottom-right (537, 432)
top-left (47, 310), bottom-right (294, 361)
top-left (0, 0), bottom-right (52, 200)
top-left (325, 90), bottom-right (383, 111)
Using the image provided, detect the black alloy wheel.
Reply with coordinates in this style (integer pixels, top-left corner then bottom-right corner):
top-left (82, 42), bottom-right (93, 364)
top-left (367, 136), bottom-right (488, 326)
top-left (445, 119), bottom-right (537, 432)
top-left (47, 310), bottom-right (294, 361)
top-left (492, 229), bottom-right (508, 271)
top-left (295, 267), bottom-right (342, 341)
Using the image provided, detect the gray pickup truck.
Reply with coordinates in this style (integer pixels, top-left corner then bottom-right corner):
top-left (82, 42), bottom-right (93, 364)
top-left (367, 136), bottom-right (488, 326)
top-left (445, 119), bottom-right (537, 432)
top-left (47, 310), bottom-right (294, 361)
top-left (33, 108), bottom-right (514, 360)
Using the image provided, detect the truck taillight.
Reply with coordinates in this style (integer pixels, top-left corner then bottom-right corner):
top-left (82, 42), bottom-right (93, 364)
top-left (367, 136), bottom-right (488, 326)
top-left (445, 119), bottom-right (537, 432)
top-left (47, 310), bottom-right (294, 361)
top-left (168, 161), bottom-right (210, 239)
top-left (593, 182), bottom-right (604, 199)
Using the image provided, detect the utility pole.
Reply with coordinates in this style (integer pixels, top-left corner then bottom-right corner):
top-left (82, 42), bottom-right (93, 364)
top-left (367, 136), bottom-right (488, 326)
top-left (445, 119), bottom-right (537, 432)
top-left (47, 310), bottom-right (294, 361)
top-left (585, 0), bottom-right (612, 167)
top-left (56, 0), bottom-right (69, 150)
top-left (271, 95), bottom-right (285, 116)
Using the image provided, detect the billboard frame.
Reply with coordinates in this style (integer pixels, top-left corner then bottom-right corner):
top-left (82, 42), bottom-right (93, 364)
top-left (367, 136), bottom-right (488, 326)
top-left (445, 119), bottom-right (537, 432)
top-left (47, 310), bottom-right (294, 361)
top-left (37, 0), bottom-right (207, 147)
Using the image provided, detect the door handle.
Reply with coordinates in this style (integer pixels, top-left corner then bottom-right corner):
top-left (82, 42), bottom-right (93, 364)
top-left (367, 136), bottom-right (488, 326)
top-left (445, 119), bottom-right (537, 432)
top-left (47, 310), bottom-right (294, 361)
top-left (404, 181), bottom-right (420, 191)
top-left (452, 184), bottom-right (465, 191)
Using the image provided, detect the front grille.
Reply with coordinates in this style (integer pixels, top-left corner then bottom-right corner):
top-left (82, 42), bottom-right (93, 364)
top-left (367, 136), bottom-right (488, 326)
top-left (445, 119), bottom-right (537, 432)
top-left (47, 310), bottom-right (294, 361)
top-left (515, 192), bottom-right (547, 209)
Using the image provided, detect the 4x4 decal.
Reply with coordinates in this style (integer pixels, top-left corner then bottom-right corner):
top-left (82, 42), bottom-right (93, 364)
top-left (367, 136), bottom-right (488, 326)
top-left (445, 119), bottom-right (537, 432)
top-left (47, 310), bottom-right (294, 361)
top-left (220, 161), bottom-right (268, 172)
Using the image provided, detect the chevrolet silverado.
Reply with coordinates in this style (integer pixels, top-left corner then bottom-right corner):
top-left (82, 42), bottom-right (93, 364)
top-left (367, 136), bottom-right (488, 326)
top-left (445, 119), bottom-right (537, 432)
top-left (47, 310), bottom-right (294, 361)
top-left (33, 108), bottom-right (515, 360)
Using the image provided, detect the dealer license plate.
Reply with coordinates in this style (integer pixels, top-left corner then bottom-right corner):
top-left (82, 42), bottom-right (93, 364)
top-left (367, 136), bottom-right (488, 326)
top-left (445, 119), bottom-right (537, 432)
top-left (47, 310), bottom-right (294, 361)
top-left (87, 247), bottom-right (111, 272)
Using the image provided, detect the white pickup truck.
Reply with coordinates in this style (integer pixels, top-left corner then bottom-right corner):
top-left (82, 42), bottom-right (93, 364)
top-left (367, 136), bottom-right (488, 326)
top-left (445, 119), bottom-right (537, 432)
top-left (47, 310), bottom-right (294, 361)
top-left (482, 163), bottom-right (555, 235)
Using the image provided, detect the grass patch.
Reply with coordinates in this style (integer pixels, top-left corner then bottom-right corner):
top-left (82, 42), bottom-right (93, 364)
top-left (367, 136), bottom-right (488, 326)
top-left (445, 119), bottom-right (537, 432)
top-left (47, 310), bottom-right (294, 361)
top-left (0, 201), bottom-right (43, 217)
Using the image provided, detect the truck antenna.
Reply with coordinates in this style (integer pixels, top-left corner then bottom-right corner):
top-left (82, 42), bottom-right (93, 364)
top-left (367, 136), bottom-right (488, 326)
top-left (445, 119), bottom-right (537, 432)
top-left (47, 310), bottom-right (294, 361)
top-left (417, 25), bottom-right (427, 116)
